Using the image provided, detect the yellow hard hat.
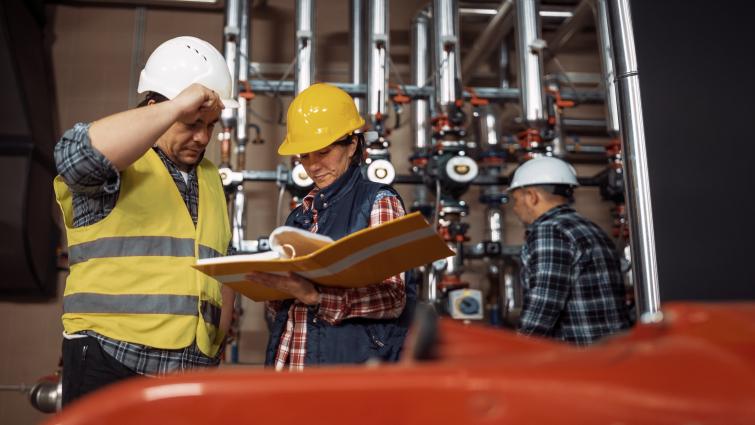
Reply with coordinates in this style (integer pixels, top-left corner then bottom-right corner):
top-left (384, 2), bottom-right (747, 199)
top-left (278, 83), bottom-right (366, 155)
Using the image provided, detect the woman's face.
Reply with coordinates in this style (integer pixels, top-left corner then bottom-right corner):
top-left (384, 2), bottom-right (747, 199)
top-left (298, 137), bottom-right (357, 189)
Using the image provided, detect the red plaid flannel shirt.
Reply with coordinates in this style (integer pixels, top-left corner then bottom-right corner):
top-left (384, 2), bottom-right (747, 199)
top-left (266, 187), bottom-right (406, 371)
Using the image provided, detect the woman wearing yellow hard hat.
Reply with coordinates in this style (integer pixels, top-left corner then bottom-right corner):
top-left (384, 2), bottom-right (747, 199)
top-left (246, 83), bottom-right (413, 370)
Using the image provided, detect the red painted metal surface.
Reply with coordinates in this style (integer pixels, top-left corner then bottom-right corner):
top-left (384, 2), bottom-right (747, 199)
top-left (44, 303), bottom-right (755, 425)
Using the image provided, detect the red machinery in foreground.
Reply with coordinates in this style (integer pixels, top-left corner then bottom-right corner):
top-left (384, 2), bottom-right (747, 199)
top-left (44, 303), bottom-right (755, 425)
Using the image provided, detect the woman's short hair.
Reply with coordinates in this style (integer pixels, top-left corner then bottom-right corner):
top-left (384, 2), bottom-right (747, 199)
top-left (333, 133), bottom-right (365, 167)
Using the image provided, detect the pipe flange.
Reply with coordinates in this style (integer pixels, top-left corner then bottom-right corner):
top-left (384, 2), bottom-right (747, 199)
top-left (366, 159), bottom-right (396, 184)
top-left (445, 156), bottom-right (479, 183)
top-left (291, 163), bottom-right (313, 188)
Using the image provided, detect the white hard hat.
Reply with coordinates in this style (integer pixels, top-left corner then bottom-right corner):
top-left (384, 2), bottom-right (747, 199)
top-left (508, 156), bottom-right (579, 191)
top-left (138, 36), bottom-right (239, 108)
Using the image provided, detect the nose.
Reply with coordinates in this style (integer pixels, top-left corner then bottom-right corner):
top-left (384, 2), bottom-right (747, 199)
top-left (194, 127), bottom-right (211, 146)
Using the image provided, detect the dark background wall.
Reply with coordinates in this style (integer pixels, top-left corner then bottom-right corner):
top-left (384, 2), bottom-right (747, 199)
top-left (632, 0), bottom-right (755, 300)
top-left (0, 0), bottom-right (59, 297)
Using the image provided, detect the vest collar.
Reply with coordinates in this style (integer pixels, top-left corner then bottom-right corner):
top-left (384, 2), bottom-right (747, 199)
top-left (313, 164), bottom-right (361, 211)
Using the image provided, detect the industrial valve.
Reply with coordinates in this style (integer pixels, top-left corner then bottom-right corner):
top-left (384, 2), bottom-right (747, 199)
top-left (363, 131), bottom-right (397, 185)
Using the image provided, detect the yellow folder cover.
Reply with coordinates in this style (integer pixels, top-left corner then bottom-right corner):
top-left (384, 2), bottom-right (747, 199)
top-left (193, 211), bottom-right (454, 301)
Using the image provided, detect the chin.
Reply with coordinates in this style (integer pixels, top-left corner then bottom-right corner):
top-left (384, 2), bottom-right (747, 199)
top-left (179, 154), bottom-right (200, 166)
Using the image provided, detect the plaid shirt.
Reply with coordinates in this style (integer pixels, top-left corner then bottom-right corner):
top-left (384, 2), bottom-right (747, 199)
top-left (518, 204), bottom-right (632, 345)
top-left (55, 122), bottom-right (219, 376)
top-left (266, 187), bottom-right (406, 371)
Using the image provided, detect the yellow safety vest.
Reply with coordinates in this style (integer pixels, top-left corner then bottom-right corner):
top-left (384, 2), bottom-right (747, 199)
top-left (54, 149), bottom-right (231, 357)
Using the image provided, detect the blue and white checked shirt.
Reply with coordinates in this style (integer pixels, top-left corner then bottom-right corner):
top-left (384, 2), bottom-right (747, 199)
top-left (55, 122), bottom-right (220, 376)
top-left (519, 204), bottom-right (633, 345)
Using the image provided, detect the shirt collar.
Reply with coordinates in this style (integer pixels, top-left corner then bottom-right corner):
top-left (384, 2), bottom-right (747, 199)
top-left (529, 203), bottom-right (574, 228)
top-left (312, 164), bottom-right (361, 211)
top-left (301, 186), bottom-right (321, 212)
top-left (153, 146), bottom-right (198, 174)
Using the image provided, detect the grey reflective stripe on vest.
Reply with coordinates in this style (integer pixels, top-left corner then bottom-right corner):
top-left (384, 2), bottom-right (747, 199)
top-left (198, 244), bottom-right (224, 259)
top-left (68, 236), bottom-right (195, 265)
top-left (64, 293), bottom-right (222, 327)
top-left (65, 293), bottom-right (198, 315)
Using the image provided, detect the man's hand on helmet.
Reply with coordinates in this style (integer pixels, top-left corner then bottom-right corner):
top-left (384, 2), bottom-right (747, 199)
top-left (172, 83), bottom-right (223, 125)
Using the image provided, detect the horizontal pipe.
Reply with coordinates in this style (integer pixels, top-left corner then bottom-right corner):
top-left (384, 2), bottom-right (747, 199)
top-left (233, 170), bottom-right (607, 187)
top-left (244, 79), bottom-right (606, 103)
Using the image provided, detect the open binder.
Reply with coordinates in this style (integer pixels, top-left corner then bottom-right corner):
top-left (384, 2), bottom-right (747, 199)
top-left (193, 211), bottom-right (454, 301)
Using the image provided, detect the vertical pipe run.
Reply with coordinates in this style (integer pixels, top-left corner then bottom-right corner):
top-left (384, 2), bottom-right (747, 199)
top-left (367, 0), bottom-right (389, 125)
top-left (594, 0), bottom-right (621, 136)
top-left (237, 0), bottom-right (250, 153)
top-left (480, 106), bottom-right (500, 149)
top-left (221, 0), bottom-right (241, 123)
top-left (607, 0), bottom-right (661, 322)
top-left (221, 0), bottom-right (242, 167)
top-left (486, 209), bottom-right (503, 242)
top-left (350, 0), bottom-right (366, 115)
top-left (231, 0), bottom-right (250, 254)
top-left (295, 0), bottom-right (316, 96)
top-left (433, 0), bottom-right (461, 111)
top-left (515, 0), bottom-right (546, 128)
top-left (412, 10), bottom-right (430, 150)
top-left (499, 38), bottom-right (510, 89)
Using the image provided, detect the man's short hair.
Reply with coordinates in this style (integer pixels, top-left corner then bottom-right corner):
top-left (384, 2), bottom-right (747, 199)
top-left (137, 91), bottom-right (168, 108)
top-left (532, 184), bottom-right (575, 202)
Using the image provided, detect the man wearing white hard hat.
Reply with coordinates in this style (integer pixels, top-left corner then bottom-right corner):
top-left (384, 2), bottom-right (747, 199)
top-left (508, 156), bottom-right (633, 345)
top-left (53, 36), bottom-right (237, 406)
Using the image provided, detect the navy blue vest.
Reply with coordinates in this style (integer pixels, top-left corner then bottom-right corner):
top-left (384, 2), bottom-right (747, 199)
top-left (265, 165), bottom-right (416, 366)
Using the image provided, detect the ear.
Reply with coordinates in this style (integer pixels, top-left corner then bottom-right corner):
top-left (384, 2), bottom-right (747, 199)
top-left (525, 188), bottom-right (540, 206)
top-left (346, 135), bottom-right (358, 159)
top-left (147, 99), bottom-right (157, 106)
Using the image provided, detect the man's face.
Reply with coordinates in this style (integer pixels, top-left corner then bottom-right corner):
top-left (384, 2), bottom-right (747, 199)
top-left (158, 109), bottom-right (220, 170)
top-left (510, 188), bottom-right (536, 225)
top-left (298, 138), bottom-right (356, 189)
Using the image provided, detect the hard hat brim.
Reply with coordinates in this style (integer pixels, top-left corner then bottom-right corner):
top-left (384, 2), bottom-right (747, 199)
top-left (278, 117), bottom-right (365, 156)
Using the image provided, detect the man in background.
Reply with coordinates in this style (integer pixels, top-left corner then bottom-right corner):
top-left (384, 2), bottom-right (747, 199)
top-left (508, 156), bottom-right (633, 344)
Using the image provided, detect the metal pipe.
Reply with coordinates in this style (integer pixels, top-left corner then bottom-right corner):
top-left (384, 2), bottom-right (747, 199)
top-left (294, 0), bottom-right (315, 96)
top-left (350, 0), bottom-right (366, 115)
top-left (515, 0), bottom-right (546, 128)
top-left (412, 10), bottom-right (431, 149)
top-left (230, 0), bottom-right (249, 253)
top-left (244, 80), bottom-right (605, 103)
top-left (433, 0), bottom-right (461, 110)
top-left (546, 79), bottom-right (567, 157)
top-left (221, 0), bottom-right (241, 139)
top-left (367, 0), bottom-right (389, 123)
top-left (236, 0), bottom-right (250, 153)
top-left (461, 0), bottom-right (514, 86)
top-left (499, 37), bottom-right (511, 89)
top-left (607, 0), bottom-right (661, 323)
top-left (545, 0), bottom-right (593, 60)
top-left (486, 208), bottom-right (503, 242)
top-left (594, 0), bottom-right (621, 136)
top-left (478, 105), bottom-right (500, 148)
